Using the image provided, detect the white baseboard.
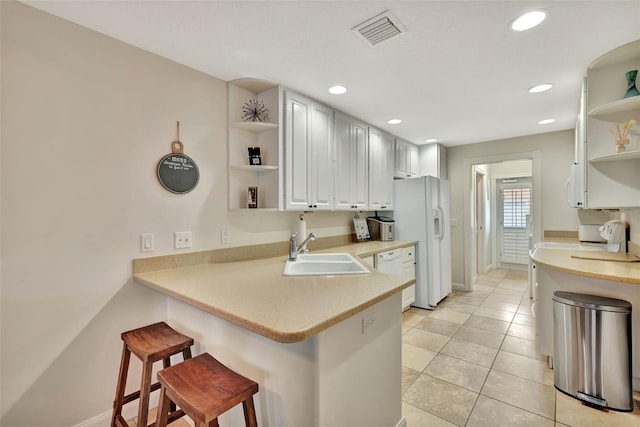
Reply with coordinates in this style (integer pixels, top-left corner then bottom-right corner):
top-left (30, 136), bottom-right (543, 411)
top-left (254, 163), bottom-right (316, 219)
top-left (395, 415), bottom-right (408, 427)
top-left (452, 282), bottom-right (466, 291)
top-left (75, 394), bottom-right (159, 427)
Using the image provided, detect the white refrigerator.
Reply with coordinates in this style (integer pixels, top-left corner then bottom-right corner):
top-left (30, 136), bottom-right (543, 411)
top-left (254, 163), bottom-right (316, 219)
top-left (393, 176), bottom-right (452, 308)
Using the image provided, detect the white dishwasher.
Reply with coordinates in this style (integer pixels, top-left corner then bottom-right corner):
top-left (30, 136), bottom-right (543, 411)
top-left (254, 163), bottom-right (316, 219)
top-left (375, 247), bottom-right (415, 312)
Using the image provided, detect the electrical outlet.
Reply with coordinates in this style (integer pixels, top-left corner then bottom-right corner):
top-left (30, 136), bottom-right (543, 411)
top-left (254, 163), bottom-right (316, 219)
top-left (141, 234), bottom-right (154, 252)
top-left (450, 218), bottom-right (457, 227)
top-left (221, 229), bottom-right (230, 245)
top-left (362, 314), bottom-right (376, 334)
top-left (174, 231), bottom-right (192, 249)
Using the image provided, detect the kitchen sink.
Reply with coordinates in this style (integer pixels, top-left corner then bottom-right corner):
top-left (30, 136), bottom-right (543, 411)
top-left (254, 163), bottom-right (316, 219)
top-left (283, 253), bottom-right (370, 276)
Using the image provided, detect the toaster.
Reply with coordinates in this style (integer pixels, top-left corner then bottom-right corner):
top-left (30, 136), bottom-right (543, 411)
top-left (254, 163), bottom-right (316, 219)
top-left (367, 216), bottom-right (395, 241)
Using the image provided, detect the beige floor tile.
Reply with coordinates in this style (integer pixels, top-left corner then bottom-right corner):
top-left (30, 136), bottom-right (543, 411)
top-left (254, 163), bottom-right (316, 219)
top-left (425, 354), bottom-right (490, 393)
top-left (403, 311), bottom-right (427, 327)
top-left (475, 279), bottom-right (499, 288)
top-left (497, 281), bottom-right (529, 292)
top-left (442, 301), bottom-right (479, 314)
top-left (404, 374), bottom-right (478, 427)
top-left (555, 391), bottom-right (640, 427)
top-left (517, 304), bottom-right (536, 315)
top-left (481, 370), bottom-right (556, 419)
top-left (402, 402), bottom-right (458, 427)
top-left (454, 295), bottom-right (488, 306)
top-left (512, 313), bottom-right (535, 327)
top-left (479, 299), bottom-right (519, 313)
top-left (402, 343), bottom-right (438, 372)
top-left (472, 306), bottom-right (515, 323)
top-left (556, 423), bottom-right (571, 427)
top-left (454, 325), bottom-right (505, 349)
top-left (467, 395), bottom-right (554, 427)
top-left (465, 315), bottom-right (511, 334)
top-left (402, 324), bottom-right (412, 335)
top-left (416, 317), bottom-right (463, 337)
top-left (485, 292), bottom-right (523, 305)
top-left (403, 328), bottom-right (451, 352)
top-left (492, 351), bottom-right (554, 386)
top-left (402, 366), bottom-right (420, 394)
top-left (430, 309), bottom-right (472, 324)
top-left (506, 270), bottom-right (529, 279)
top-left (507, 323), bottom-right (536, 341)
top-left (490, 287), bottom-right (525, 298)
top-left (501, 335), bottom-right (542, 360)
top-left (475, 284), bottom-right (497, 292)
top-left (440, 338), bottom-right (499, 368)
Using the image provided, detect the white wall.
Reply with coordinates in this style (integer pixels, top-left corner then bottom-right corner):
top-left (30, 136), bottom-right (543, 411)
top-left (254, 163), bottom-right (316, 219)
top-left (0, 2), bottom-right (353, 425)
top-left (446, 130), bottom-right (577, 285)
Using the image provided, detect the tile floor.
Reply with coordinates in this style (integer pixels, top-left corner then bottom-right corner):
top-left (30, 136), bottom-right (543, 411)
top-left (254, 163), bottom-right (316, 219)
top-left (401, 269), bottom-right (640, 427)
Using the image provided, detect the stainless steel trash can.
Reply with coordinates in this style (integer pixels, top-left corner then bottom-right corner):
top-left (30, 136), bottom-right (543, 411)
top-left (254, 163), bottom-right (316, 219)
top-left (553, 291), bottom-right (633, 411)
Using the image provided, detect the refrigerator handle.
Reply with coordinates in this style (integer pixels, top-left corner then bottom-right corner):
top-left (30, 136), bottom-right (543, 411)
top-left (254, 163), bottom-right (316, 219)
top-left (437, 207), bottom-right (446, 241)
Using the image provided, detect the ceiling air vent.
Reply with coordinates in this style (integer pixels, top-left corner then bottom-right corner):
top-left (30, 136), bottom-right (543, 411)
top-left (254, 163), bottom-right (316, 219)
top-left (352, 10), bottom-right (407, 47)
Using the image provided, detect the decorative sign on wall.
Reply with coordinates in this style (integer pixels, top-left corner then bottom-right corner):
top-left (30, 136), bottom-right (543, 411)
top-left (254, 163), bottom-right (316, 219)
top-left (157, 122), bottom-right (199, 194)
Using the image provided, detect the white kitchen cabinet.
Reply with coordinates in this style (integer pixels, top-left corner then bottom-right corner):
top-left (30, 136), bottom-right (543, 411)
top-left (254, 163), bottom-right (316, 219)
top-left (395, 138), bottom-right (419, 178)
top-left (419, 143), bottom-right (447, 179)
top-left (283, 90), bottom-right (334, 210)
top-left (334, 112), bottom-right (368, 210)
top-left (585, 40), bottom-right (640, 208)
top-left (228, 79), bottom-right (281, 210)
top-left (401, 246), bottom-right (416, 311)
top-left (368, 127), bottom-right (395, 211)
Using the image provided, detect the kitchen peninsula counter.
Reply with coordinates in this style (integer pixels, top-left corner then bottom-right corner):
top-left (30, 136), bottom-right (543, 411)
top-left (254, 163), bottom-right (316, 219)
top-left (531, 246), bottom-right (640, 285)
top-left (132, 239), bottom-right (416, 427)
top-left (133, 240), bottom-right (416, 343)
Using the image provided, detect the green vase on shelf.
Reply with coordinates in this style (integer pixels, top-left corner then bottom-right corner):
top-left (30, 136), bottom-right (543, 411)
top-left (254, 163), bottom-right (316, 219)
top-left (624, 70), bottom-right (640, 98)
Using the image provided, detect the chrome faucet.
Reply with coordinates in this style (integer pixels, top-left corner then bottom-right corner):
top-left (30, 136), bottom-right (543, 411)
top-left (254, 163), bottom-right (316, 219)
top-left (289, 232), bottom-right (317, 261)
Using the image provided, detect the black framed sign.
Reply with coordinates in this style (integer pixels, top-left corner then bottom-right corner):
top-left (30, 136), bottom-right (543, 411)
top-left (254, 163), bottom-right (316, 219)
top-left (157, 140), bottom-right (199, 194)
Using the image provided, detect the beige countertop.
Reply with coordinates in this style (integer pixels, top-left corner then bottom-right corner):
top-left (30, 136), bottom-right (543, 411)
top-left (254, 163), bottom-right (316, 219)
top-left (531, 246), bottom-right (640, 285)
top-left (133, 240), bottom-right (416, 343)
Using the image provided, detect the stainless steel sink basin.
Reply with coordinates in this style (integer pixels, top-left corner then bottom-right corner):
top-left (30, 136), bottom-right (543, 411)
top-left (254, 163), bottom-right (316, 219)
top-left (283, 253), bottom-right (370, 276)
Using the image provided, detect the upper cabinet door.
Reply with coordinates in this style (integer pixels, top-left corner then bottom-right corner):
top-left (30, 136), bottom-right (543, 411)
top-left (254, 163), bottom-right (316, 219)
top-left (369, 127), bottom-right (394, 210)
top-left (309, 102), bottom-right (334, 210)
top-left (395, 138), bottom-right (420, 178)
top-left (284, 90), bottom-right (312, 210)
top-left (284, 89), bottom-right (334, 210)
top-left (334, 112), bottom-right (368, 210)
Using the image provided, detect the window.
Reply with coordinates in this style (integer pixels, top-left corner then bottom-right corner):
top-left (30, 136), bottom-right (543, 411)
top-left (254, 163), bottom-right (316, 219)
top-left (502, 188), bottom-right (531, 229)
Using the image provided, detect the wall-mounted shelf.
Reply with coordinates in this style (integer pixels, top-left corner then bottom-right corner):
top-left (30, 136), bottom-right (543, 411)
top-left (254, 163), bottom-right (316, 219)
top-left (230, 165), bottom-right (279, 172)
top-left (589, 149), bottom-right (640, 163)
top-left (588, 96), bottom-right (640, 123)
top-left (228, 78), bottom-right (282, 210)
top-left (231, 122), bottom-right (278, 133)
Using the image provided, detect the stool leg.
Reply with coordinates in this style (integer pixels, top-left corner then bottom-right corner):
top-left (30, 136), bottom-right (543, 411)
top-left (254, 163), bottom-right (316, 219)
top-left (137, 360), bottom-right (153, 427)
top-left (111, 343), bottom-right (131, 427)
top-left (155, 386), bottom-right (171, 427)
top-left (242, 398), bottom-right (258, 427)
top-left (206, 419), bottom-right (219, 427)
top-left (162, 356), bottom-right (177, 414)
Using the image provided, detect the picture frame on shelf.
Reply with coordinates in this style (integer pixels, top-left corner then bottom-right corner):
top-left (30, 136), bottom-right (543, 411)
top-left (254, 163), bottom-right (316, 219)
top-left (247, 186), bottom-right (258, 209)
top-left (247, 146), bottom-right (262, 166)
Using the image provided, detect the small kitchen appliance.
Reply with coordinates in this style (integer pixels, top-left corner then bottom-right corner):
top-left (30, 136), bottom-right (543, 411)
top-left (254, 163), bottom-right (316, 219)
top-left (367, 216), bottom-right (395, 241)
top-left (600, 220), bottom-right (628, 252)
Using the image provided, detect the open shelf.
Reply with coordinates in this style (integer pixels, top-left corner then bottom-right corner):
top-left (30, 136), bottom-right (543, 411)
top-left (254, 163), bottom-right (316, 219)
top-left (588, 96), bottom-right (640, 123)
top-left (589, 149), bottom-right (640, 163)
top-left (230, 165), bottom-right (278, 172)
top-left (231, 122), bottom-right (278, 133)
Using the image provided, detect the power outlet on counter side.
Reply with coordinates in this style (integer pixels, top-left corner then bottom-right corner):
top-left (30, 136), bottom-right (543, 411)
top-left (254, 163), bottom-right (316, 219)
top-left (362, 314), bottom-right (376, 334)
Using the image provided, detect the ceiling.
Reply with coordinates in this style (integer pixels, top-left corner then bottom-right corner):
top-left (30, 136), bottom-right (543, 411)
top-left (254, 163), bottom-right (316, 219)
top-left (22, 0), bottom-right (640, 147)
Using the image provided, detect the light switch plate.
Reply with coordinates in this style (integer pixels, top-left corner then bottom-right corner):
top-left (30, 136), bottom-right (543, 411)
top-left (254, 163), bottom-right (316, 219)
top-left (141, 234), bottom-right (154, 252)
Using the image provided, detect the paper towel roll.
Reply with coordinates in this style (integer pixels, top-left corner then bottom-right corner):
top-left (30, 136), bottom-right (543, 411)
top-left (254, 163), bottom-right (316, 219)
top-left (297, 215), bottom-right (307, 250)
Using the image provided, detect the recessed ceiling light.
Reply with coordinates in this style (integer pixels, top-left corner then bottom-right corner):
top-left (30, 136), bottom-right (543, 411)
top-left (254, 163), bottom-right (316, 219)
top-left (528, 83), bottom-right (553, 93)
top-left (538, 118), bottom-right (555, 125)
top-left (511, 10), bottom-right (547, 31)
top-left (425, 138), bottom-right (438, 143)
top-left (387, 119), bottom-right (402, 125)
top-left (328, 85), bottom-right (347, 95)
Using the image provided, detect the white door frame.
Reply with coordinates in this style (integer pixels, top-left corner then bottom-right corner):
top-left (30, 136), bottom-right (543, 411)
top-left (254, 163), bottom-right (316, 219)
top-left (463, 151), bottom-right (541, 290)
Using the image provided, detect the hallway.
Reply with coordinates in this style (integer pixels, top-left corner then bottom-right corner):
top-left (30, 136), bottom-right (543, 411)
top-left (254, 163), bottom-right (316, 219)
top-left (401, 269), bottom-right (640, 426)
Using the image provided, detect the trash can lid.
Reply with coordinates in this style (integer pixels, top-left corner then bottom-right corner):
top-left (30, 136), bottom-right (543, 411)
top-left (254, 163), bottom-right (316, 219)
top-left (552, 291), bottom-right (631, 313)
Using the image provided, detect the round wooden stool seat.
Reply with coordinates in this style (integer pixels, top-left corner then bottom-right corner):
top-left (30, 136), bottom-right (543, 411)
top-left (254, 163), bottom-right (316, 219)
top-left (111, 322), bottom-right (193, 427)
top-left (156, 353), bottom-right (259, 427)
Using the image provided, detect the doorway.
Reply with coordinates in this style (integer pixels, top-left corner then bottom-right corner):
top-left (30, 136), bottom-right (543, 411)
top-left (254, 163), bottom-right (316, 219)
top-left (463, 153), bottom-right (541, 290)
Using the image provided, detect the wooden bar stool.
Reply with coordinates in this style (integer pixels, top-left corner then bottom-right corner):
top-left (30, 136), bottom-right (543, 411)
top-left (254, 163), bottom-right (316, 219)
top-left (111, 322), bottom-right (194, 427)
top-left (155, 353), bottom-right (259, 427)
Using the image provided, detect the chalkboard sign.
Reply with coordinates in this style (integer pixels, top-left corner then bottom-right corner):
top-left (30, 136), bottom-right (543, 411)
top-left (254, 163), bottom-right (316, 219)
top-left (157, 140), bottom-right (199, 194)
